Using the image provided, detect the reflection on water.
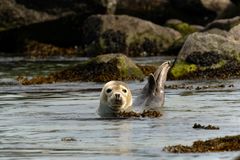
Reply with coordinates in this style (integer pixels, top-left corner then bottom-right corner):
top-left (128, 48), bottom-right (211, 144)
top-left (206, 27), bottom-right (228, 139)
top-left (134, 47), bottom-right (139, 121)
top-left (0, 57), bottom-right (240, 160)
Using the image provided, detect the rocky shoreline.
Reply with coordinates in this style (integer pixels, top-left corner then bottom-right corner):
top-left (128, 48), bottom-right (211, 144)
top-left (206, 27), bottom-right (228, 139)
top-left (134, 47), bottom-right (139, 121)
top-left (2, 1), bottom-right (240, 155)
top-left (1, 0), bottom-right (240, 80)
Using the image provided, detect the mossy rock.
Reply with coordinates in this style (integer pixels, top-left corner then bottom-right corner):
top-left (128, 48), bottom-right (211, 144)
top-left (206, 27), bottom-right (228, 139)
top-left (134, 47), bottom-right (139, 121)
top-left (164, 20), bottom-right (201, 55)
top-left (169, 61), bottom-right (197, 79)
top-left (82, 15), bottom-right (181, 56)
top-left (18, 54), bottom-right (145, 85)
top-left (166, 21), bottom-right (198, 36)
top-left (169, 32), bottom-right (240, 80)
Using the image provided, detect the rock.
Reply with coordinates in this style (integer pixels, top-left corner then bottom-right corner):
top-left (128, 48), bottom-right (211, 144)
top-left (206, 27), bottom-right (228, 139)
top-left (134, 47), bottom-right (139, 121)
top-left (0, 0), bottom-right (55, 31)
top-left (163, 135), bottom-right (240, 153)
top-left (165, 19), bottom-right (200, 36)
top-left (0, 15), bottom-right (81, 54)
top-left (192, 123), bottom-right (220, 130)
top-left (164, 19), bottom-right (201, 55)
top-left (0, 0), bottom-right (107, 55)
top-left (17, 54), bottom-right (145, 85)
top-left (23, 40), bottom-right (80, 58)
top-left (169, 32), bottom-right (240, 80)
top-left (169, 0), bottom-right (217, 25)
top-left (115, 0), bottom-right (170, 24)
top-left (205, 28), bottom-right (230, 37)
top-left (82, 14), bottom-right (181, 56)
top-left (104, 0), bottom-right (228, 25)
top-left (94, 0), bottom-right (117, 14)
top-left (0, 0), bottom-right (104, 31)
top-left (205, 16), bottom-right (240, 31)
top-left (61, 137), bottom-right (77, 142)
top-left (201, 0), bottom-right (237, 19)
top-left (15, 0), bottom-right (102, 15)
top-left (97, 0), bottom-right (234, 26)
top-left (229, 23), bottom-right (240, 41)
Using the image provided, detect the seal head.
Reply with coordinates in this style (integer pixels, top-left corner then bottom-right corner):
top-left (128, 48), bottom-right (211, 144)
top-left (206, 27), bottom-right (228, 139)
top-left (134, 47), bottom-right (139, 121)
top-left (97, 81), bottom-right (132, 117)
top-left (134, 61), bottom-right (172, 112)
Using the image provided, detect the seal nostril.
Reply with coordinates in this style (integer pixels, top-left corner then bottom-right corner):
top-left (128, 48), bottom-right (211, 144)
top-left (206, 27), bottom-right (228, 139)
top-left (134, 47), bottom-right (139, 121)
top-left (115, 93), bottom-right (120, 99)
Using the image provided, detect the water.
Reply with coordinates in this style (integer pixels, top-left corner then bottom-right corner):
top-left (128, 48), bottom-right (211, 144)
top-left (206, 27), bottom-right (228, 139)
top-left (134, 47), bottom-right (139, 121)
top-left (0, 56), bottom-right (240, 160)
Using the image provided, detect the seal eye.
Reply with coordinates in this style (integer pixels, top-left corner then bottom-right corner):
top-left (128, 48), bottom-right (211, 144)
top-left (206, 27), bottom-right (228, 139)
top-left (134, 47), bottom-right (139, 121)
top-left (106, 88), bottom-right (112, 93)
top-left (122, 89), bottom-right (127, 93)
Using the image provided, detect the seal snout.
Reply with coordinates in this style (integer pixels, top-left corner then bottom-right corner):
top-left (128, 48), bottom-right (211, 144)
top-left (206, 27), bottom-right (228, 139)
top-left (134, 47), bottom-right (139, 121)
top-left (115, 93), bottom-right (121, 100)
top-left (98, 80), bottom-right (133, 117)
top-left (112, 92), bottom-right (123, 105)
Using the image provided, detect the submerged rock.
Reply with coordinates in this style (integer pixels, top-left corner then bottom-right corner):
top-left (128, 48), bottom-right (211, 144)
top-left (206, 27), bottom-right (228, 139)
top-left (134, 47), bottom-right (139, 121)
top-left (61, 137), bottom-right (77, 142)
top-left (169, 32), bottom-right (240, 80)
top-left (23, 40), bottom-right (79, 58)
top-left (17, 54), bottom-right (145, 85)
top-left (192, 123), bottom-right (220, 130)
top-left (82, 14), bottom-right (181, 56)
top-left (163, 135), bottom-right (240, 153)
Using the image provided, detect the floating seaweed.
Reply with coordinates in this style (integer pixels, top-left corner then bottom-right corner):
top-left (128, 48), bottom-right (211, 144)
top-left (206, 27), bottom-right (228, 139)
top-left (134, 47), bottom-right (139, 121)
top-left (117, 110), bottom-right (162, 118)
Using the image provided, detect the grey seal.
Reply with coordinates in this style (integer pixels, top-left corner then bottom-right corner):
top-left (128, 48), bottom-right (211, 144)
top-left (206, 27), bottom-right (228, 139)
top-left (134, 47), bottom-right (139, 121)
top-left (97, 61), bottom-right (171, 117)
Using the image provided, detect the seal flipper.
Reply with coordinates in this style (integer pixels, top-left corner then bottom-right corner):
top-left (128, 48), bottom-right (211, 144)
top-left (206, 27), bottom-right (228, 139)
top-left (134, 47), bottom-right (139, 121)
top-left (155, 61), bottom-right (171, 96)
top-left (145, 73), bottom-right (156, 95)
top-left (133, 73), bottom-right (155, 111)
top-left (133, 61), bottom-right (171, 112)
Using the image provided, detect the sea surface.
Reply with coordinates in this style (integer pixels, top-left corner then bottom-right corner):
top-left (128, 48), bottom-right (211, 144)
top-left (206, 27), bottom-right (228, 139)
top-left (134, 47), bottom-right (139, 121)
top-left (0, 56), bottom-right (239, 160)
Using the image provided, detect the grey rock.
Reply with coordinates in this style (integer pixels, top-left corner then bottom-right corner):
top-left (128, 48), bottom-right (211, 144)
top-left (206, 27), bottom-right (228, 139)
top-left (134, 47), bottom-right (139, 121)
top-left (82, 14), bottom-right (181, 56)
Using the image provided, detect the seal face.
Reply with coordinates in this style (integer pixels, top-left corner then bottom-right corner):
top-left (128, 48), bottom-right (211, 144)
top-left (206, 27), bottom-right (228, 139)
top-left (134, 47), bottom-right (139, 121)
top-left (97, 81), bottom-right (132, 117)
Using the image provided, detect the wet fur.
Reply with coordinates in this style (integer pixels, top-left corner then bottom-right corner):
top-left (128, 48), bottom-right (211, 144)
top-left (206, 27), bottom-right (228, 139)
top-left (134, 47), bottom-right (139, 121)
top-left (98, 81), bottom-right (132, 117)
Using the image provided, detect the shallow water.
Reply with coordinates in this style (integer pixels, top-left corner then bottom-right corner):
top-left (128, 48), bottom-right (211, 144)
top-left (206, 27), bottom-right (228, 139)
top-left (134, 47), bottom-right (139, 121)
top-left (0, 57), bottom-right (240, 160)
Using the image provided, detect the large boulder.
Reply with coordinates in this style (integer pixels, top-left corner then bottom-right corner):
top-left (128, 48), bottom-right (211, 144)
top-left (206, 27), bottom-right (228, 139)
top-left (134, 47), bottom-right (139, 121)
top-left (0, 0), bottom-right (109, 31)
top-left (0, 0), bottom-right (54, 31)
top-left (0, 15), bottom-right (85, 54)
top-left (114, 0), bottom-right (220, 25)
top-left (201, 0), bottom-right (237, 19)
top-left (82, 14), bottom-right (181, 56)
top-left (18, 54), bottom-right (145, 85)
top-left (0, 0), bottom-right (109, 55)
top-left (169, 0), bottom-right (217, 25)
top-left (115, 0), bottom-right (169, 24)
top-left (170, 31), bottom-right (240, 79)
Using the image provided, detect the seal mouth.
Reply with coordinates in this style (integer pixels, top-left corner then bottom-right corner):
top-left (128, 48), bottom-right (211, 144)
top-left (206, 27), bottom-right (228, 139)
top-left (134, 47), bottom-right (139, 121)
top-left (109, 100), bottom-right (123, 112)
top-left (114, 99), bottom-right (123, 105)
